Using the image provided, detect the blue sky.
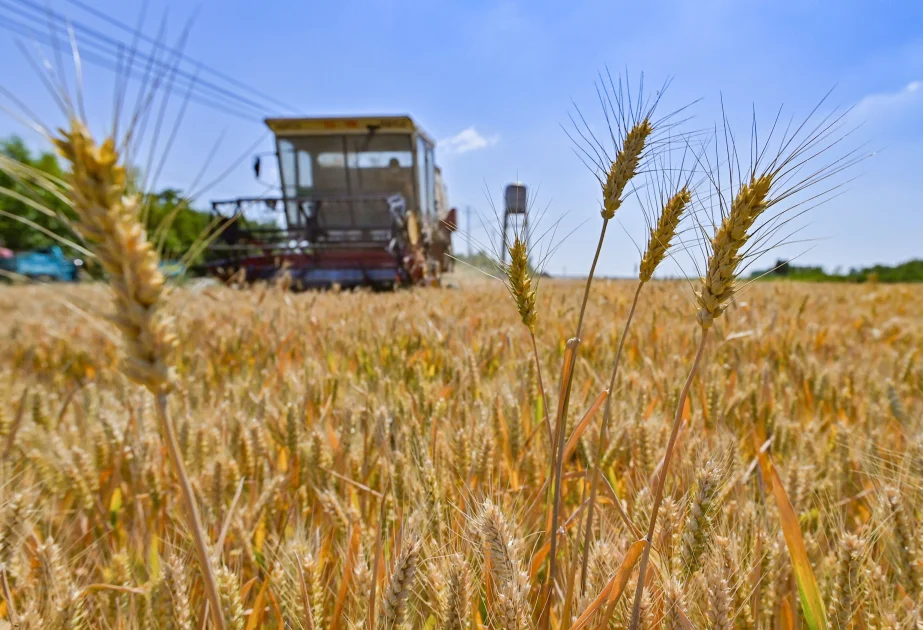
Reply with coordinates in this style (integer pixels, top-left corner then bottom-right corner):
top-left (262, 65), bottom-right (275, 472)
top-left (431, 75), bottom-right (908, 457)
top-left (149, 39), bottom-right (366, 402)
top-left (2, 0), bottom-right (922, 277)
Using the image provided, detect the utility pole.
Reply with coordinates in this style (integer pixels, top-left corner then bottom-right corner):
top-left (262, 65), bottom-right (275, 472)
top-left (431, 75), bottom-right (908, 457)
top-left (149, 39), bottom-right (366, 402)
top-left (466, 206), bottom-right (473, 256)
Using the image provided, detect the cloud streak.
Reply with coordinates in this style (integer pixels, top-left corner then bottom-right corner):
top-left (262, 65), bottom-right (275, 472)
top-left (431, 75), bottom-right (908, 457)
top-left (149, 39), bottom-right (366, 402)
top-left (440, 127), bottom-right (499, 154)
top-left (854, 80), bottom-right (921, 118)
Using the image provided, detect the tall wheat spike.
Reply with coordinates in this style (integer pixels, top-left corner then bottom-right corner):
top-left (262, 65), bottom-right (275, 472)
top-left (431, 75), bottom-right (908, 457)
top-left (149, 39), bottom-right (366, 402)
top-left (630, 93), bottom-right (861, 628)
top-left (52, 120), bottom-right (226, 630)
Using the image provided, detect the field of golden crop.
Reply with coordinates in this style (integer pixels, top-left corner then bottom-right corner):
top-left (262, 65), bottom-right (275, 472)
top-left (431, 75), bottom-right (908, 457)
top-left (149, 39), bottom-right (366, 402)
top-left (1, 279), bottom-right (920, 628)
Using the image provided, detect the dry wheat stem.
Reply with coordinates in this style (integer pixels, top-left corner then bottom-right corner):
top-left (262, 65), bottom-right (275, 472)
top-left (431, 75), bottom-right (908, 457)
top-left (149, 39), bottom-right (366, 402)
top-left (506, 236), bottom-right (551, 447)
top-left (368, 485), bottom-right (389, 630)
top-left (546, 116), bottom-right (652, 626)
top-left (629, 328), bottom-right (709, 630)
top-left (580, 187), bottom-right (691, 590)
top-left (53, 119), bottom-right (227, 630)
top-left (543, 220), bottom-right (607, 630)
top-left (1, 568), bottom-right (17, 625)
top-left (156, 393), bottom-right (227, 630)
top-left (579, 281), bottom-right (643, 592)
top-left (531, 333), bottom-right (554, 449)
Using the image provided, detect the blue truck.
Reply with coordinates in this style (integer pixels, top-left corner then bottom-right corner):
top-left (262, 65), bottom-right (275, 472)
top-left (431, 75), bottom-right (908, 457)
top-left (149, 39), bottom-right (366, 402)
top-left (0, 245), bottom-right (81, 282)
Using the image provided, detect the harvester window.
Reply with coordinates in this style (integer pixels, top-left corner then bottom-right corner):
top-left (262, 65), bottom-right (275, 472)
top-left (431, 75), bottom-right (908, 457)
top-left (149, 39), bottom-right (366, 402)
top-left (316, 152), bottom-right (345, 167)
top-left (415, 136), bottom-right (436, 219)
top-left (299, 136), bottom-right (350, 195)
top-left (275, 132), bottom-right (415, 230)
top-left (345, 134), bottom-right (414, 201)
top-left (278, 139), bottom-right (297, 200)
top-left (425, 144), bottom-right (435, 219)
top-left (296, 150), bottom-right (314, 190)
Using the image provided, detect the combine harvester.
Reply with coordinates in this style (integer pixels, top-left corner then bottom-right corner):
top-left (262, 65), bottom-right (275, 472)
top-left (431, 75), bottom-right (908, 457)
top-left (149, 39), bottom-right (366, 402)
top-left (206, 115), bottom-right (457, 289)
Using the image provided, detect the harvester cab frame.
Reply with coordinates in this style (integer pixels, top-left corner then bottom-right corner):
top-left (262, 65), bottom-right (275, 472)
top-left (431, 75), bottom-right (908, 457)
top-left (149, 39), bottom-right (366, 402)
top-left (207, 115), bottom-right (455, 289)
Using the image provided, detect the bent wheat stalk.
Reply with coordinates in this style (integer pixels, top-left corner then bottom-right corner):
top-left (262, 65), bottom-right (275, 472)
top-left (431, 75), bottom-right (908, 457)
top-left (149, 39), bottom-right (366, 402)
top-left (53, 120), bottom-right (227, 630)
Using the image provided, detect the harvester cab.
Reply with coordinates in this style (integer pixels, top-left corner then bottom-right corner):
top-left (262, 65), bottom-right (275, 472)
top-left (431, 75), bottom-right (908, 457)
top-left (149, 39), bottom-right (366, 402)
top-left (207, 115), bottom-right (456, 289)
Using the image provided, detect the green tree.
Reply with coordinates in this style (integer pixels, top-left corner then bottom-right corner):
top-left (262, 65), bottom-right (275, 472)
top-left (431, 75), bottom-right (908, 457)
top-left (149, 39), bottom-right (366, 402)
top-left (143, 188), bottom-right (213, 263)
top-left (0, 136), bottom-right (75, 252)
top-left (1, 136), bottom-right (232, 270)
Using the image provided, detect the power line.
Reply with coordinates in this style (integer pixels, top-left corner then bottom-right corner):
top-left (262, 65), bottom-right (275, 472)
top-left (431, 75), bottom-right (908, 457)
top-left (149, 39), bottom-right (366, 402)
top-left (0, 0), bottom-right (285, 121)
top-left (0, 13), bottom-right (262, 122)
top-left (61, 0), bottom-right (297, 114)
top-left (1, 0), bottom-right (269, 116)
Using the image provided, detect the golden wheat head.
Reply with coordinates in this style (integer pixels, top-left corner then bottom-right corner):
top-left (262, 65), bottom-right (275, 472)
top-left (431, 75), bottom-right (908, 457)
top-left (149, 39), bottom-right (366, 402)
top-left (53, 119), bottom-right (177, 393)
top-left (506, 237), bottom-right (537, 333)
top-left (695, 174), bottom-right (772, 328)
top-left (639, 186), bottom-right (691, 283)
top-left (602, 119), bottom-right (653, 220)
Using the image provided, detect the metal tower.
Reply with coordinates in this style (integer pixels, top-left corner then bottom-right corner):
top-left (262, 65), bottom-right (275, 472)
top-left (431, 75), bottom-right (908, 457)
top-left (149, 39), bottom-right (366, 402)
top-left (500, 182), bottom-right (528, 265)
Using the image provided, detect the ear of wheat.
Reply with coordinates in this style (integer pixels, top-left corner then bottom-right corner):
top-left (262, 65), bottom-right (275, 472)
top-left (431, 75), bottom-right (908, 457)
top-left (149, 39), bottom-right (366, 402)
top-left (630, 95), bottom-right (861, 629)
top-left (52, 121), bottom-right (176, 394)
top-left (378, 536), bottom-right (420, 630)
top-left (602, 120), bottom-right (654, 220)
top-left (695, 174), bottom-right (772, 328)
top-left (639, 187), bottom-right (691, 283)
top-left (52, 119), bottom-right (226, 630)
top-left (506, 237), bottom-right (537, 334)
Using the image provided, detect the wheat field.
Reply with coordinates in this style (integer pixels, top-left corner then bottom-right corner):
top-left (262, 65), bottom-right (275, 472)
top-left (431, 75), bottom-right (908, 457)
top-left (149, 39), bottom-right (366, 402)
top-left (0, 278), bottom-right (920, 628)
top-left (0, 26), bottom-right (916, 625)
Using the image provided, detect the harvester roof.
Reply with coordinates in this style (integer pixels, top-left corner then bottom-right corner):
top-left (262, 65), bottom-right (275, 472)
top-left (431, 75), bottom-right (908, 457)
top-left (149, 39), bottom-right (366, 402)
top-left (265, 115), bottom-right (434, 144)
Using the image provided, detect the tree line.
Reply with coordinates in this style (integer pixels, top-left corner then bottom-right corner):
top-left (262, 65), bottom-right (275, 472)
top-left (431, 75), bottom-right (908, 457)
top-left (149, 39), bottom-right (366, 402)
top-left (1, 135), bottom-right (234, 267)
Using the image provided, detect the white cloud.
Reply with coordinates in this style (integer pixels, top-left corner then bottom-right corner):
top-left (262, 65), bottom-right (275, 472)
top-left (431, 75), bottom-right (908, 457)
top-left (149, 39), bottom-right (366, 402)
top-left (854, 80), bottom-right (922, 118)
top-left (440, 127), bottom-right (499, 154)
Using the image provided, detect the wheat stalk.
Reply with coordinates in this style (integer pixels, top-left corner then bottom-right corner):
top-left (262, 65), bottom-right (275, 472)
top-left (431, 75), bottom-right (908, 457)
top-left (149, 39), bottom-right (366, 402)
top-left (629, 170), bottom-right (775, 629)
top-left (580, 185), bottom-right (691, 590)
top-left (52, 119), bottom-right (226, 630)
top-left (504, 236), bottom-right (552, 450)
top-left (544, 113), bottom-right (654, 628)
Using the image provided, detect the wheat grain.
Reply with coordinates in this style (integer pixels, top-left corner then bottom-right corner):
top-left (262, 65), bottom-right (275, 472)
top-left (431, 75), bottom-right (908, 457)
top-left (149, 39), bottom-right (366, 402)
top-left (679, 460), bottom-right (722, 579)
top-left (705, 560), bottom-right (733, 630)
top-left (506, 237), bottom-right (537, 334)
